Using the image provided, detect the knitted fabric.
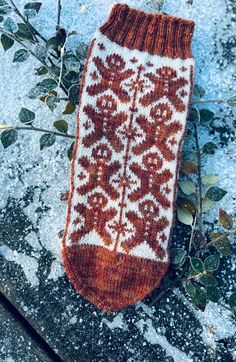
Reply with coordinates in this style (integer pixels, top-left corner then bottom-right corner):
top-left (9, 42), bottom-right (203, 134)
top-left (62, 4), bottom-right (195, 312)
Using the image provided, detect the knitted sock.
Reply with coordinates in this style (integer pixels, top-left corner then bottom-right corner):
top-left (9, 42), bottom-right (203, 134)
top-left (62, 4), bottom-right (195, 312)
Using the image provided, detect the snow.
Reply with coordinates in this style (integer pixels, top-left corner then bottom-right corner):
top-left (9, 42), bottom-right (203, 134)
top-left (136, 318), bottom-right (193, 362)
top-left (0, 0), bottom-right (235, 360)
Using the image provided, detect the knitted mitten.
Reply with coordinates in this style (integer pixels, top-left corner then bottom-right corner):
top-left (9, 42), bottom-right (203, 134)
top-left (62, 4), bottom-right (195, 312)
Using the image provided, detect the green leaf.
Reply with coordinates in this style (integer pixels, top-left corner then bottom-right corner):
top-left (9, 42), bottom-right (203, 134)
top-left (188, 107), bottom-right (200, 123)
top-left (24, 2), bottom-right (42, 12)
top-left (199, 274), bottom-right (218, 287)
top-left (203, 142), bottom-right (218, 155)
top-left (227, 96), bottom-right (236, 107)
top-left (39, 133), bottom-right (55, 150)
top-left (190, 257), bottom-right (204, 273)
top-left (35, 78), bottom-right (57, 92)
top-left (229, 292), bottom-right (236, 308)
top-left (204, 254), bottom-right (220, 272)
top-left (200, 109), bottom-right (214, 122)
top-left (184, 282), bottom-right (196, 298)
top-left (75, 42), bottom-right (88, 61)
top-left (1, 33), bottom-right (14, 51)
top-left (3, 17), bottom-right (17, 32)
top-left (63, 101), bottom-right (76, 115)
top-left (202, 174), bottom-right (219, 186)
top-left (172, 248), bottom-right (186, 265)
top-left (53, 120), bottom-right (68, 134)
top-left (46, 95), bottom-right (60, 112)
top-left (18, 107), bottom-right (35, 124)
top-left (206, 286), bottom-right (220, 303)
top-left (68, 84), bottom-right (80, 103)
top-left (67, 141), bottom-right (75, 160)
top-left (192, 287), bottom-right (207, 311)
top-left (211, 232), bottom-right (232, 256)
top-left (206, 186), bottom-right (227, 202)
top-left (36, 66), bottom-right (48, 76)
top-left (13, 48), bottom-right (29, 62)
top-left (202, 197), bottom-right (213, 213)
top-left (176, 206), bottom-right (193, 226)
top-left (193, 84), bottom-right (206, 99)
top-left (15, 23), bottom-right (34, 41)
top-left (0, 15), bottom-right (3, 22)
top-left (63, 70), bottom-right (80, 84)
top-left (0, 5), bottom-right (12, 15)
top-left (1, 129), bottom-right (18, 148)
top-left (189, 266), bottom-right (199, 277)
top-left (46, 36), bottom-right (60, 51)
top-left (219, 208), bottom-right (233, 230)
top-left (63, 53), bottom-right (81, 71)
top-left (178, 180), bottom-right (196, 195)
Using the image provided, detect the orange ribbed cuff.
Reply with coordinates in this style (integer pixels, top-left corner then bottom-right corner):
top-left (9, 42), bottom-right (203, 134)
top-left (100, 4), bottom-right (195, 59)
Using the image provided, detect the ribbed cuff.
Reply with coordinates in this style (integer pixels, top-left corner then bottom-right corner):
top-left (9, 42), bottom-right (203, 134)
top-left (100, 4), bottom-right (195, 59)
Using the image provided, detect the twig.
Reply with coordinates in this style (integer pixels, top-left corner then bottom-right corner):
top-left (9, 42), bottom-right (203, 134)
top-left (1, 125), bottom-right (75, 139)
top-left (8, 0), bottom-right (47, 43)
top-left (0, 27), bottom-right (68, 95)
top-left (193, 122), bottom-right (204, 247)
top-left (189, 215), bottom-right (197, 253)
top-left (57, 0), bottom-right (62, 29)
top-left (193, 99), bottom-right (228, 105)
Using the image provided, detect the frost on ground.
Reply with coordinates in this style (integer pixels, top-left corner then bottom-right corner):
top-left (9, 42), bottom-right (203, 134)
top-left (0, 0), bottom-right (235, 361)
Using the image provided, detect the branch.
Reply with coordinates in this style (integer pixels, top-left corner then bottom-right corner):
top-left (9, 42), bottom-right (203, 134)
top-left (8, 0), bottom-right (47, 42)
top-left (57, 0), bottom-right (62, 29)
top-left (0, 27), bottom-right (68, 96)
top-left (193, 99), bottom-right (228, 105)
top-left (1, 125), bottom-right (75, 139)
top-left (193, 122), bottom-right (204, 247)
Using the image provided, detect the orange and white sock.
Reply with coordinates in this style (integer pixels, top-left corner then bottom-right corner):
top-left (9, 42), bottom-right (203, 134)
top-left (62, 4), bottom-right (195, 312)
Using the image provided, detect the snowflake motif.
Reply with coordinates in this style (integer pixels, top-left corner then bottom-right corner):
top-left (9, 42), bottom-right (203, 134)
top-left (90, 71), bottom-right (98, 80)
top-left (97, 42), bottom-right (105, 50)
top-left (130, 57), bottom-right (138, 63)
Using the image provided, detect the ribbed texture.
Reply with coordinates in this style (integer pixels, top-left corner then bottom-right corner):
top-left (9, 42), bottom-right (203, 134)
top-left (100, 4), bottom-right (195, 59)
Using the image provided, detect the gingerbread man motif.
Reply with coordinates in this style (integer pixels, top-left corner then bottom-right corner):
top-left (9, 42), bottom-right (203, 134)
top-left (121, 200), bottom-right (168, 257)
top-left (83, 95), bottom-right (126, 152)
top-left (70, 192), bottom-right (117, 246)
top-left (86, 54), bottom-right (134, 103)
top-left (132, 103), bottom-right (182, 161)
top-left (128, 152), bottom-right (172, 209)
top-left (77, 144), bottom-right (121, 200)
top-left (140, 66), bottom-right (188, 112)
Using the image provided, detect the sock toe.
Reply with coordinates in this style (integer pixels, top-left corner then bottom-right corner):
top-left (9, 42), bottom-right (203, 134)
top-left (61, 244), bottom-right (170, 312)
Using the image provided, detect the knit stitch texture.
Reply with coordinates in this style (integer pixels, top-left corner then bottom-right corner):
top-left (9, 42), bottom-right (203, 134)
top-left (61, 4), bottom-right (195, 312)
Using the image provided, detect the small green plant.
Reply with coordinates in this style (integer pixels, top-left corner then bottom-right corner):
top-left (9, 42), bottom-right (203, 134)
top-left (0, 0), bottom-right (88, 158)
top-left (0, 1), bottom-right (235, 316)
top-left (150, 86), bottom-right (236, 315)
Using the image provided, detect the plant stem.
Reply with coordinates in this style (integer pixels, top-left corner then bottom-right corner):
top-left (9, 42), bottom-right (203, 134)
top-left (193, 122), bottom-right (204, 247)
top-left (193, 99), bottom-right (228, 105)
top-left (0, 27), bottom-right (68, 95)
top-left (8, 0), bottom-right (47, 42)
top-left (189, 215), bottom-right (197, 253)
top-left (16, 125), bottom-right (75, 139)
top-left (57, 0), bottom-right (62, 29)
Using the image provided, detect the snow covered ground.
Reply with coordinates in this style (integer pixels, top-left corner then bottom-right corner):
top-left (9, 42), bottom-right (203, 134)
top-left (0, 0), bottom-right (235, 361)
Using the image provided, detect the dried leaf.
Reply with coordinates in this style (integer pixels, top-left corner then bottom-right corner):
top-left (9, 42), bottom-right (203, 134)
top-left (219, 208), bottom-right (233, 230)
